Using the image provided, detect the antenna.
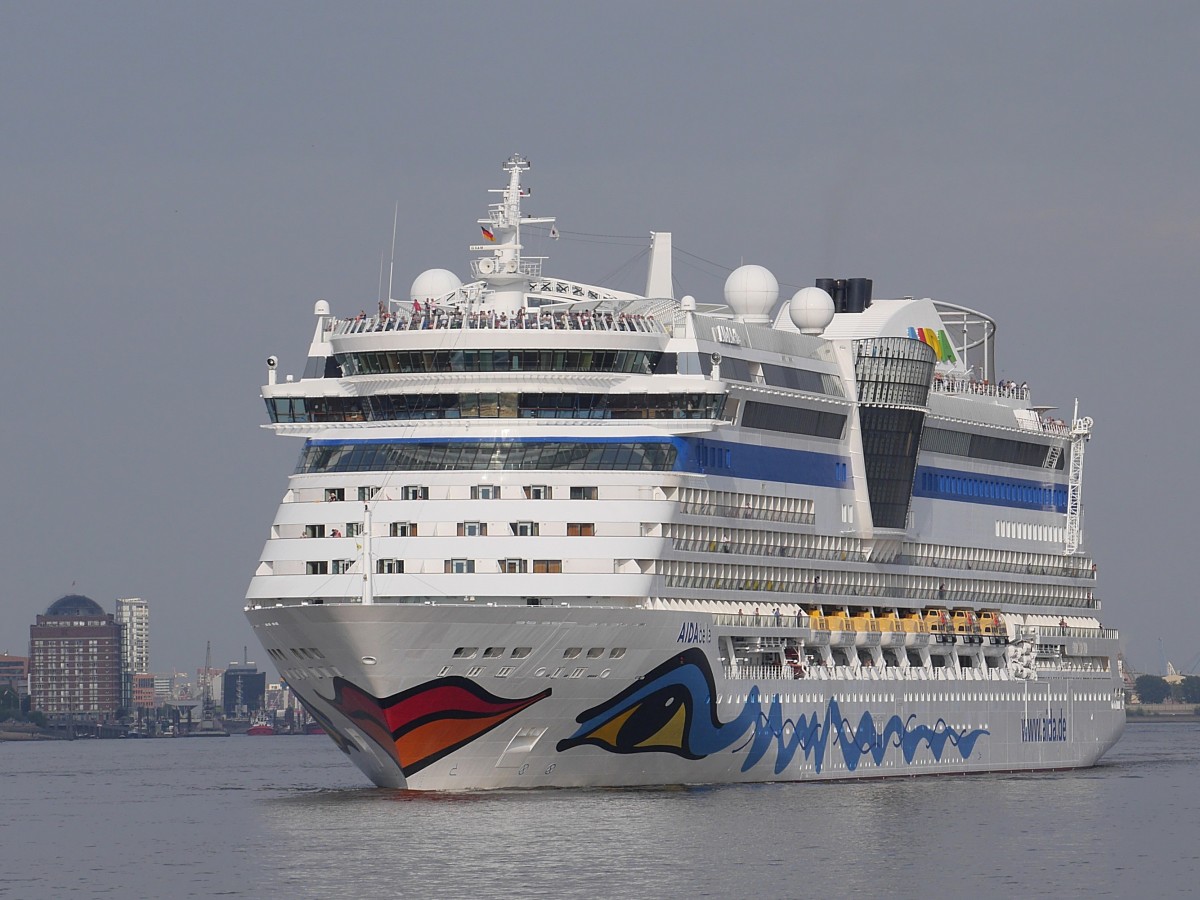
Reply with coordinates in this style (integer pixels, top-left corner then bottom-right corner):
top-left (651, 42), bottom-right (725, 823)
top-left (387, 202), bottom-right (399, 308)
top-left (378, 250), bottom-right (386, 306)
top-left (203, 640), bottom-right (212, 719)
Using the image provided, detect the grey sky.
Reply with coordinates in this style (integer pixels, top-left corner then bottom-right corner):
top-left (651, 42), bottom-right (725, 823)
top-left (2, 3), bottom-right (1196, 676)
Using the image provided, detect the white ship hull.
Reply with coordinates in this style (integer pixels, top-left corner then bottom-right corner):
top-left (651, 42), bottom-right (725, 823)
top-left (246, 156), bottom-right (1124, 790)
top-left (248, 604), bottom-right (1124, 790)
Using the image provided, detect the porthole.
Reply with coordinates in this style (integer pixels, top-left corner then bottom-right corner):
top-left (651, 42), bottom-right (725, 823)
top-left (361, 656), bottom-right (378, 665)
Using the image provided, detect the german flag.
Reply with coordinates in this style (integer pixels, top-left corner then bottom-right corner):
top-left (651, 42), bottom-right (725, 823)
top-left (481, 226), bottom-right (495, 242)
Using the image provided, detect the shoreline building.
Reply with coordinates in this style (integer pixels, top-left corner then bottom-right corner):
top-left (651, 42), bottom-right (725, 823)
top-left (29, 595), bottom-right (122, 721)
top-left (0, 654), bottom-right (29, 705)
top-left (222, 663), bottom-right (265, 719)
top-left (115, 597), bottom-right (150, 712)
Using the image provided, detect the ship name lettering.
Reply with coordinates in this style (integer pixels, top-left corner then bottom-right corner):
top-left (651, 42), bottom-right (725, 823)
top-left (714, 325), bottom-right (742, 345)
top-left (677, 621), bottom-right (712, 644)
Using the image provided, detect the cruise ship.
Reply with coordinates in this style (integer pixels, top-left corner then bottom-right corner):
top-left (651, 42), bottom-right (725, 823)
top-left (245, 155), bottom-right (1125, 790)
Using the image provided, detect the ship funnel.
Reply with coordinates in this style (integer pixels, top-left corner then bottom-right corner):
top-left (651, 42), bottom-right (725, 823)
top-left (815, 277), bottom-right (873, 313)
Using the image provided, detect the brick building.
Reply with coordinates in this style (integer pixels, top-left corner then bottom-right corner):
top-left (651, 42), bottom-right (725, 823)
top-left (29, 595), bottom-right (122, 719)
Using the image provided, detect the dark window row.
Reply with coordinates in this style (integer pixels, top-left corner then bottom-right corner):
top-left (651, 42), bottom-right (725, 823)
top-left (697, 354), bottom-right (751, 382)
top-left (921, 427), bottom-right (1063, 469)
top-left (759, 364), bottom-right (830, 393)
top-left (267, 392), bottom-right (725, 424)
top-left (296, 441), bottom-right (679, 474)
top-left (853, 338), bottom-right (937, 409)
top-left (856, 379), bottom-right (930, 406)
top-left (335, 348), bottom-right (672, 376)
top-left (859, 407), bottom-right (926, 529)
top-left (741, 401), bottom-right (846, 439)
top-left (698, 441), bottom-right (732, 470)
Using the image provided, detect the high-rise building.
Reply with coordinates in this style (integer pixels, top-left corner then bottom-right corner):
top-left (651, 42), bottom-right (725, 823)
top-left (29, 595), bottom-right (122, 719)
top-left (115, 597), bottom-right (149, 711)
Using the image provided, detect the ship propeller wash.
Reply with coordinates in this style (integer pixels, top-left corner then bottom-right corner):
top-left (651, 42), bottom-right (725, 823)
top-left (246, 156), bottom-right (1123, 789)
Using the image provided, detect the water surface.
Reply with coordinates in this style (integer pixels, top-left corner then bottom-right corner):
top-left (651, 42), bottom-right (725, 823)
top-left (1, 724), bottom-right (1193, 898)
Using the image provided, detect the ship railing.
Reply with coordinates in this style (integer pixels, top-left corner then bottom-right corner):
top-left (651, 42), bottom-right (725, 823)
top-left (931, 377), bottom-right (1030, 401)
top-left (712, 613), bottom-right (806, 628)
top-left (894, 553), bottom-right (1098, 580)
top-left (675, 504), bottom-right (818, 526)
top-left (724, 664), bottom-right (791, 682)
top-left (1034, 626), bottom-right (1118, 639)
top-left (722, 664), bottom-right (1017, 682)
top-left (662, 574), bottom-right (1099, 610)
top-left (330, 309), bottom-right (669, 336)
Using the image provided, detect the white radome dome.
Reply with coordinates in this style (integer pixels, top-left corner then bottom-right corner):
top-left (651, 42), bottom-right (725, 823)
top-left (789, 286), bottom-right (836, 334)
top-left (409, 268), bottom-right (462, 304)
top-left (724, 264), bottom-right (779, 322)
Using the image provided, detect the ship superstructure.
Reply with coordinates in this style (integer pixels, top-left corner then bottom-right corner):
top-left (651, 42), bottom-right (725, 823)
top-left (246, 156), bottom-right (1123, 789)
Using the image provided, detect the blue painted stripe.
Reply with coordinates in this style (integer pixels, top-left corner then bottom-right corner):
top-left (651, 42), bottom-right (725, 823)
top-left (913, 465), bottom-right (1067, 513)
top-left (680, 437), bottom-right (847, 488)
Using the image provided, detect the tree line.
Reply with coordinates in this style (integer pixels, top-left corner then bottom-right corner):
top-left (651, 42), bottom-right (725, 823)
top-left (1134, 674), bottom-right (1200, 705)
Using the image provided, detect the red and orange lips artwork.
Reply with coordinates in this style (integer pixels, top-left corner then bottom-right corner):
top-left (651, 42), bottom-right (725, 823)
top-left (322, 676), bottom-right (551, 776)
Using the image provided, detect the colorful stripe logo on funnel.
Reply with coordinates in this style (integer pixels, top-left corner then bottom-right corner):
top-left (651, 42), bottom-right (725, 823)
top-left (321, 676), bottom-right (550, 776)
top-left (908, 326), bottom-right (956, 362)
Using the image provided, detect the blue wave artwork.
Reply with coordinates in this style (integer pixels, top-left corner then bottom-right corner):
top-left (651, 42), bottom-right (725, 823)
top-left (556, 648), bottom-right (988, 774)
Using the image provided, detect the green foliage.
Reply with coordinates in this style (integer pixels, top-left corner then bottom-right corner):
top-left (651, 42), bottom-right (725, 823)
top-left (0, 687), bottom-right (21, 722)
top-left (1135, 674), bottom-right (1170, 704)
top-left (0, 687), bottom-right (44, 727)
top-left (1178, 675), bottom-right (1200, 704)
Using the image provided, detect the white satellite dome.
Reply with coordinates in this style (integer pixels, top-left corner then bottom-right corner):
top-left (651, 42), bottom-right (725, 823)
top-left (789, 286), bottom-right (836, 334)
top-left (724, 264), bottom-right (779, 323)
top-left (409, 268), bottom-right (462, 304)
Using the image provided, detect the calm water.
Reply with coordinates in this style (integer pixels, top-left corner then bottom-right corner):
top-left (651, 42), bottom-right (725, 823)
top-left (1, 723), bottom-right (1195, 899)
